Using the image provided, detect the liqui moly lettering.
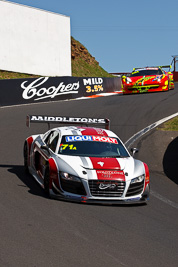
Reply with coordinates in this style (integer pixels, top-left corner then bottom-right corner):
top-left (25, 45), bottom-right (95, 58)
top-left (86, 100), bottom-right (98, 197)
top-left (66, 135), bottom-right (118, 144)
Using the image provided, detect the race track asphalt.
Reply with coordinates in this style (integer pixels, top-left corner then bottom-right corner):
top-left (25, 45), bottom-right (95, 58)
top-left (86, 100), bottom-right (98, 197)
top-left (0, 85), bottom-right (178, 267)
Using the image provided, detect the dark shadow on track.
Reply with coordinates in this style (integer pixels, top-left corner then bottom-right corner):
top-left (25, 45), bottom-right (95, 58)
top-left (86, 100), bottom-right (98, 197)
top-left (163, 136), bottom-right (178, 185)
top-left (0, 164), bottom-right (148, 207)
top-left (0, 164), bottom-right (46, 198)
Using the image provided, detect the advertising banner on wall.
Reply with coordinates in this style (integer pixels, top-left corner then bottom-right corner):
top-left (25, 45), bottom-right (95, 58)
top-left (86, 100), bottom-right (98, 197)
top-left (0, 76), bottom-right (121, 107)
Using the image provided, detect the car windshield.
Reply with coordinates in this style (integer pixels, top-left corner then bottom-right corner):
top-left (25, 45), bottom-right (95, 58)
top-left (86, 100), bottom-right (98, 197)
top-left (130, 69), bottom-right (163, 77)
top-left (58, 135), bottom-right (129, 158)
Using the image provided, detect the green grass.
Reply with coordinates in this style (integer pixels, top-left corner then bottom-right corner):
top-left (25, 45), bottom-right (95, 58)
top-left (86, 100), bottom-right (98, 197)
top-left (0, 58), bottom-right (113, 79)
top-left (71, 36), bottom-right (113, 77)
top-left (0, 70), bottom-right (39, 79)
top-left (72, 57), bottom-right (113, 77)
top-left (158, 116), bottom-right (178, 131)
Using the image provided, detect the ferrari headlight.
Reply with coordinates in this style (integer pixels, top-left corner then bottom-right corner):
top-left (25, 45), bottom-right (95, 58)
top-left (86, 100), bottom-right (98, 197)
top-left (153, 76), bottom-right (162, 82)
top-left (126, 77), bottom-right (132, 84)
top-left (131, 175), bottom-right (144, 184)
top-left (157, 75), bottom-right (162, 82)
top-left (60, 172), bottom-right (81, 183)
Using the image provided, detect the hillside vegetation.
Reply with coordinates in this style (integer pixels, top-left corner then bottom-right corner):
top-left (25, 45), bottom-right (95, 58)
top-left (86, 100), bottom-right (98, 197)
top-left (0, 37), bottom-right (112, 79)
top-left (71, 37), bottom-right (113, 77)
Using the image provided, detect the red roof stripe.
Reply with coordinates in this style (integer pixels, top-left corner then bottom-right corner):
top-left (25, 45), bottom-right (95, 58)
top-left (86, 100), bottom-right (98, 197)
top-left (80, 127), bottom-right (108, 136)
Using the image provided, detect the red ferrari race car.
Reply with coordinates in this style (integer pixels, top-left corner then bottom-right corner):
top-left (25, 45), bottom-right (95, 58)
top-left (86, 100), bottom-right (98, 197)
top-left (122, 65), bottom-right (174, 94)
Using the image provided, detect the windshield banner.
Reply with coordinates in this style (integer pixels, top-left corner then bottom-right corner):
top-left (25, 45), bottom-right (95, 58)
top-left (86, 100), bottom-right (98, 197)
top-left (66, 135), bottom-right (118, 144)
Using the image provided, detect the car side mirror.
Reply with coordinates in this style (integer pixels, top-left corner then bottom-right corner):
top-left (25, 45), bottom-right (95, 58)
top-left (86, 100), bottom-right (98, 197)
top-left (130, 148), bottom-right (138, 156)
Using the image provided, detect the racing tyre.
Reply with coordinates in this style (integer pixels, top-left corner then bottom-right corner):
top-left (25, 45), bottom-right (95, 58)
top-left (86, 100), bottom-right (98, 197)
top-left (44, 167), bottom-right (50, 196)
top-left (24, 142), bottom-right (29, 173)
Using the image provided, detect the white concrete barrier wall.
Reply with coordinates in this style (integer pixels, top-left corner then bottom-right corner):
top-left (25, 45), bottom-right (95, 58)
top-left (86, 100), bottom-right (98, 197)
top-left (0, 1), bottom-right (71, 76)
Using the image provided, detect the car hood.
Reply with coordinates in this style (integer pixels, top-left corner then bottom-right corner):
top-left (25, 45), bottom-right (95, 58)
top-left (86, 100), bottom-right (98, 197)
top-left (56, 155), bottom-right (144, 181)
top-left (129, 75), bottom-right (161, 84)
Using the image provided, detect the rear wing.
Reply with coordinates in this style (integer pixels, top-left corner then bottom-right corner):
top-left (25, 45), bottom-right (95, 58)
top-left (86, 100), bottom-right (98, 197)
top-left (159, 65), bottom-right (172, 69)
top-left (26, 115), bottom-right (110, 130)
top-left (133, 65), bottom-right (172, 71)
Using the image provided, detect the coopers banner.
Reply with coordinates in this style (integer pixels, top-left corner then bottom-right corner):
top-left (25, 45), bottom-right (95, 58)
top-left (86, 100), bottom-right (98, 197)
top-left (0, 76), bottom-right (121, 107)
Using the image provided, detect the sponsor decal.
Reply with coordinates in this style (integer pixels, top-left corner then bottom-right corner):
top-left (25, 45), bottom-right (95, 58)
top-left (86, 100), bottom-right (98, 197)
top-left (30, 116), bottom-right (106, 124)
top-left (83, 78), bottom-right (104, 94)
top-left (21, 77), bottom-right (80, 101)
top-left (60, 144), bottom-right (77, 151)
top-left (66, 135), bottom-right (118, 144)
top-left (97, 162), bottom-right (104, 167)
top-left (135, 76), bottom-right (155, 86)
top-left (92, 136), bottom-right (118, 144)
top-left (146, 67), bottom-right (158, 70)
top-left (86, 85), bottom-right (104, 94)
top-left (96, 170), bottom-right (125, 180)
top-left (94, 128), bottom-right (105, 135)
top-left (66, 136), bottom-right (92, 142)
top-left (90, 157), bottom-right (122, 171)
top-left (83, 78), bottom-right (103, 86)
top-left (98, 183), bottom-right (117, 190)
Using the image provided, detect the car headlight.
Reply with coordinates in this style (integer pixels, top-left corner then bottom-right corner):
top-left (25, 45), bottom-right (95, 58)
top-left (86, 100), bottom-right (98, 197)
top-left (153, 75), bottom-right (162, 82)
top-left (60, 172), bottom-right (81, 183)
top-left (131, 175), bottom-right (145, 184)
top-left (126, 77), bottom-right (132, 84)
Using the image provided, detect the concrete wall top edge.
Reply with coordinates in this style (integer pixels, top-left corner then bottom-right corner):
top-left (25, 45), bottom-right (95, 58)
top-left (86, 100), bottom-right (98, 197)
top-left (0, 0), bottom-right (70, 19)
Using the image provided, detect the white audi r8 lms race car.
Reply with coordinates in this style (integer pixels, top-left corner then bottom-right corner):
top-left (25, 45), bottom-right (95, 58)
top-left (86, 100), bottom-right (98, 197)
top-left (24, 115), bottom-right (150, 204)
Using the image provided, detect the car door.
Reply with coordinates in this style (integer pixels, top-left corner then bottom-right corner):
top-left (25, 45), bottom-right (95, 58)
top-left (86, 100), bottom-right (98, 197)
top-left (34, 130), bottom-right (59, 179)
